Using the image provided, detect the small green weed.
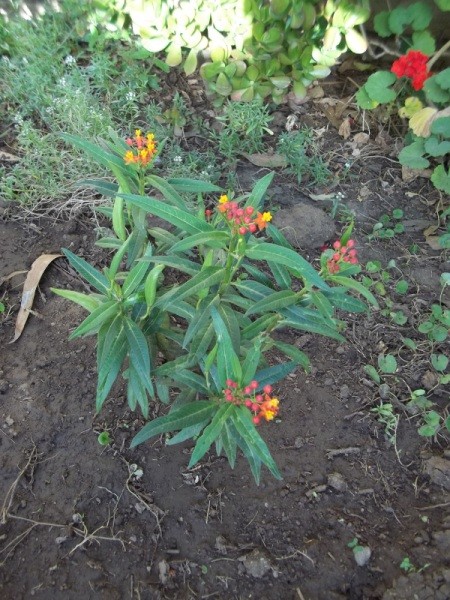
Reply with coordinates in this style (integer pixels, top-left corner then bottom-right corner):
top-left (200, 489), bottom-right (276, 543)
top-left (277, 129), bottom-right (331, 187)
top-left (400, 557), bottom-right (430, 574)
top-left (418, 304), bottom-right (450, 343)
top-left (371, 402), bottom-right (399, 444)
top-left (368, 209), bottom-right (404, 240)
top-left (214, 99), bottom-right (273, 160)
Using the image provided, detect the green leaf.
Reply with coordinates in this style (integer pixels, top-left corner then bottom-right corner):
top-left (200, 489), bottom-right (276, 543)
top-left (130, 401), bottom-right (217, 447)
top-left (245, 172), bottom-right (275, 212)
top-left (230, 422), bottom-right (262, 484)
top-left (97, 316), bottom-right (127, 410)
top-left (378, 353), bottom-right (398, 374)
top-left (423, 74), bottom-right (450, 103)
top-left (431, 353), bottom-right (449, 372)
top-left (170, 369), bottom-right (210, 394)
top-left (122, 246), bottom-right (153, 297)
top-left (411, 30), bottom-right (436, 54)
top-left (268, 261), bottom-right (292, 289)
top-left (271, 340), bottom-right (310, 371)
top-left (211, 307), bottom-right (242, 385)
top-left (365, 71), bottom-right (397, 103)
top-left (245, 243), bottom-right (329, 291)
top-left (254, 362), bottom-right (297, 389)
top-left (51, 288), bottom-right (102, 312)
top-left (189, 404), bottom-right (234, 467)
top-left (62, 248), bottom-right (110, 295)
top-left (183, 47), bottom-right (198, 76)
top-left (166, 421), bottom-right (208, 445)
top-left (169, 231), bottom-right (230, 253)
top-left (322, 289), bottom-right (367, 313)
top-left (148, 255), bottom-right (201, 276)
top-left (242, 338), bottom-right (263, 383)
top-left (398, 141), bottom-right (430, 169)
top-left (232, 407), bottom-right (282, 480)
top-left (119, 193), bottom-right (214, 235)
top-left (363, 364), bottom-right (381, 384)
top-left (356, 86), bottom-right (379, 110)
top-left (434, 68), bottom-right (450, 91)
top-left (156, 267), bottom-right (224, 309)
top-left (167, 178), bottom-right (223, 194)
top-left (425, 136), bottom-right (450, 157)
top-left (221, 422), bottom-right (237, 468)
top-left (183, 295), bottom-right (219, 349)
top-left (245, 290), bottom-right (299, 316)
top-left (431, 165), bottom-right (450, 194)
top-left (218, 304), bottom-right (241, 355)
top-left (61, 134), bottom-right (131, 185)
top-left (430, 117), bottom-right (450, 138)
top-left (124, 317), bottom-right (154, 397)
top-left (434, 0), bottom-right (450, 10)
top-left (374, 11), bottom-right (392, 37)
top-left (69, 300), bottom-right (119, 339)
top-left (146, 174), bottom-right (186, 210)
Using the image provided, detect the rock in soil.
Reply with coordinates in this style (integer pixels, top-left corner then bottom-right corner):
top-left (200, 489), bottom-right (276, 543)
top-left (423, 456), bottom-right (450, 490)
top-left (273, 203), bottom-right (335, 250)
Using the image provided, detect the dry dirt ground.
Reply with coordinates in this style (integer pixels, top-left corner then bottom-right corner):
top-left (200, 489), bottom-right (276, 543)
top-left (1, 58), bottom-right (450, 598)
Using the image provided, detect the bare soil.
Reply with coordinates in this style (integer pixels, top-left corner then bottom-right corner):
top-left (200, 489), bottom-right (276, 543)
top-left (1, 78), bottom-right (450, 600)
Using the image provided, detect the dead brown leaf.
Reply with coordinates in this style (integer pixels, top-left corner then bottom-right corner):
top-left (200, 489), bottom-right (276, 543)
top-left (338, 118), bottom-right (352, 139)
top-left (353, 132), bottom-right (370, 146)
top-left (240, 153), bottom-right (288, 168)
top-left (10, 254), bottom-right (62, 344)
top-left (0, 149), bottom-right (20, 162)
top-left (402, 165), bottom-right (432, 182)
top-left (425, 236), bottom-right (442, 251)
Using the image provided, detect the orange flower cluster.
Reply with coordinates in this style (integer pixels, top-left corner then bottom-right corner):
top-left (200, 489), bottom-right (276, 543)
top-left (217, 195), bottom-right (272, 235)
top-left (124, 129), bottom-right (157, 167)
top-left (391, 50), bottom-right (430, 91)
top-left (326, 239), bottom-right (358, 274)
top-left (224, 379), bottom-right (279, 425)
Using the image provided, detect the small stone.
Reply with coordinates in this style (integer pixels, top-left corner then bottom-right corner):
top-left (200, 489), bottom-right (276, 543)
top-left (433, 530), bottom-right (450, 554)
top-left (294, 436), bottom-right (304, 448)
top-left (423, 456), bottom-right (450, 490)
top-left (0, 380), bottom-right (9, 394)
top-left (273, 203), bottom-right (335, 250)
top-left (239, 549), bottom-right (276, 578)
top-left (379, 383), bottom-right (390, 399)
top-left (327, 472), bottom-right (348, 492)
top-left (135, 503), bottom-right (145, 514)
top-left (354, 546), bottom-right (371, 566)
top-left (340, 385), bottom-right (350, 399)
top-left (5, 416), bottom-right (14, 426)
top-left (324, 378), bottom-right (334, 387)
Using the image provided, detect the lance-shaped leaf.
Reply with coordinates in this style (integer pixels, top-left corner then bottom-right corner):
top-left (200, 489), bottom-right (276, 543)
top-left (69, 300), bottom-right (119, 339)
top-left (211, 307), bottom-right (242, 385)
top-left (146, 255), bottom-right (201, 276)
top-left (170, 231), bottom-right (230, 253)
top-left (97, 316), bottom-right (128, 411)
top-left (229, 421), bottom-right (262, 484)
top-left (166, 421), bottom-right (209, 446)
top-left (51, 288), bottom-right (103, 313)
top-left (245, 289), bottom-right (299, 316)
top-left (232, 407), bottom-right (282, 480)
top-left (62, 248), bottom-right (110, 295)
top-left (122, 244), bottom-right (153, 297)
top-left (130, 401), bottom-right (217, 447)
top-left (189, 403), bottom-right (234, 467)
top-left (326, 275), bottom-right (378, 307)
top-left (156, 267), bottom-right (224, 309)
top-left (244, 172), bottom-right (274, 211)
top-left (167, 178), bottom-right (223, 193)
top-left (124, 317), bottom-right (154, 397)
top-left (254, 362), bottom-right (298, 389)
top-left (147, 174), bottom-right (185, 210)
top-left (245, 243), bottom-right (329, 290)
top-left (119, 193), bottom-right (215, 235)
top-left (183, 295), bottom-right (219, 348)
top-left (169, 369), bottom-right (210, 395)
top-left (322, 288), bottom-right (367, 313)
top-left (242, 337), bottom-right (263, 383)
top-left (221, 421), bottom-right (237, 468)
top-left (271, 340), bottom-right (310, 370)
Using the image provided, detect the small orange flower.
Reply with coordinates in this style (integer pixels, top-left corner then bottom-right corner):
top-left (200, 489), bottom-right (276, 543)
top-left (259, 397), bottom-right (279, 421)
top-left (255, 211), bottom-right (272, 230)
top-left (123, 130), bottom-right (157, 167)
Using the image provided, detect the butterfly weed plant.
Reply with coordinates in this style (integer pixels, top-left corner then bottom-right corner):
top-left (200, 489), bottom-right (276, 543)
top-left (53, 128), bottom-right (378, 484)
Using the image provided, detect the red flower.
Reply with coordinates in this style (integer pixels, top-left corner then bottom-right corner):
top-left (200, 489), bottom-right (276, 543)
top-left (391, 50), bottom-right (430, 91)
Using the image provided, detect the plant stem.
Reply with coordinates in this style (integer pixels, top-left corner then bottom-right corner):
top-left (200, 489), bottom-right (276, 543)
top-left (428, 39), bottom-right (450, 70)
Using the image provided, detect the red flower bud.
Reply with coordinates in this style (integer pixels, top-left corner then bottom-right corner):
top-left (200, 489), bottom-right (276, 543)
top-left (239, 226), bottom-right (248, 235)
top-left (263, 385), bottom-right (272, 394)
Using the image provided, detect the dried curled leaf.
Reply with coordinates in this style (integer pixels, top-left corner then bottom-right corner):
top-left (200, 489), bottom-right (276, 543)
top-left (10, 254), bottom-right (62, 343)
